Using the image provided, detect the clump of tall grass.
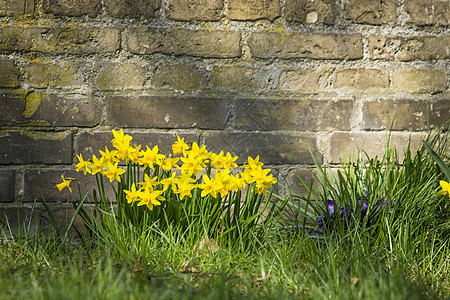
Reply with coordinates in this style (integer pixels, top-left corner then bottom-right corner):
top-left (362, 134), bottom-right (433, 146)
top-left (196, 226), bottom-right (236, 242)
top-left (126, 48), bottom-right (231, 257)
top-left (288, 124), bottom-right (449, 285)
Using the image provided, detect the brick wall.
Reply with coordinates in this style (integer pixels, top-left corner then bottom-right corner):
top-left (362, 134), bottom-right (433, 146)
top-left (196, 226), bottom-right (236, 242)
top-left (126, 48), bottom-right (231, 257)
top-left (0, 0), bottom-right (449, 221)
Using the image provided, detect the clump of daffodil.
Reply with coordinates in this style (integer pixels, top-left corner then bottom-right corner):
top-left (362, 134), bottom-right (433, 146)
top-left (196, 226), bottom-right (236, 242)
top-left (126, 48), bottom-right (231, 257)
top-left (57, 130), bottom-right (277, 212)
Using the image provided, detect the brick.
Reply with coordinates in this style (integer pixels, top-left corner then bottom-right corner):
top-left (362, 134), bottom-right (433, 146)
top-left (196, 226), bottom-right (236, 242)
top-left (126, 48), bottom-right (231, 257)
top-left (279, 69), bottom-right (329, 93)
top-left (368, 35), bottom-right (450, 61)
top-left (234, 99), bottom-right (353, 131)
top-left (211, 65), bottom-right (274, 93)
top-left (152, 63), bottom-right (207, 91)
top-left (23, 169), bottom-right (114, 203)
top-left (405, 0), bottom-right (450, 26)
top-left (108, 96), bottom-right (229, 129)
top-left (0, 26), bottom-right (120, 54)
top-left (168, 0), bottom-right (223, 21)
top-left (333, 69), bottom-right (389, 90)
top-left (362, 99), bottom-right (450, 131)
top-left (43, 0), bottom-right (101, 17)
top-left (0, 169), bottom-right (15, 202)
top-left (95, 63), bottom-right (145, 91)
top-left (286, 168), bottom-right (319, 197)
top-left (203, 132), bottom-right (322, 165)
top-left (125, 27), bottom-right (241, 58)
top-left (247, 32), bottom-right (363, 60)
top-left (0, 207), bottom-right (43, 236)
top-left (0, 130), bottom-right (72, 165)
top-left (0, 205), bottom-right (87, 236)
top-left (391, 68), bottom-right (446, 94)
top-left (0, 92), bottom-right (100, 127)
top-left (0, 59), bottom-right (19, 88)
top-left (329, 132), bottom-right (424, 163)
top-left (345, 0), bottom-right (397, 24)
top-left (76, 131), bottom-right (200, 159)
top-left (285, 0), bottom-right (337, 24)
top-left (104, 0), bottom-right (159, 18)
top-left (227, 0), bottom-right (280, 21)
top-left (27, 61), bottom-right (81, 88)
top-left (0, 0), bottom-right (34, 16)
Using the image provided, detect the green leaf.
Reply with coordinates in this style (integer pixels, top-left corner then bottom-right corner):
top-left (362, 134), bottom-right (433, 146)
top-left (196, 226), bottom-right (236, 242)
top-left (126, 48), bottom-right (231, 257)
top-left (423, 140), bottom-right (450, 180)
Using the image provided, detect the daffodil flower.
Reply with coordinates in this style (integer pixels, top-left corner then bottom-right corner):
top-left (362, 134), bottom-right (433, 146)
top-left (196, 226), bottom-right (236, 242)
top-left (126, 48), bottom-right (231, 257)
top-left (104, 161), bottom-right (125, 182)
top-left (56, 175), bottom-right (73, 193)
top-left (124, 184), bottom-right (140, 204)
top-left (76, 154), bottom-right (92, 175)
top-left (172, 135), bottom-right (189, 156)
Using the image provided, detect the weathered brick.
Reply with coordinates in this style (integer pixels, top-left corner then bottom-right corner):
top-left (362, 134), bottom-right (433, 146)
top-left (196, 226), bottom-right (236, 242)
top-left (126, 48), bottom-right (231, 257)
top-left (391, 68), bottom-right (446, 94)
top-left (247, 32), bottom-right (363, 60)
top-left (0, 26), bottom-right (120, 54)
top-left (24, 169), bottom-right (114, 202)
top-left (329, 132), bottom-right (424, 163)
top-left (368, 35), bottom-right (450, 61)
top-left (0, 0), bottom-right (34, 16)
top-left (286, 168), bottom-right (319, 197)
top-left (211, 65), bottom-right (274, 93)
top-left (0, 130), bottom-right (72, 165)
top-left (284, 0), bottom-right (337, 24)
top-left (76, 131), bottom-right (199, 159)
top-left (43, 0), bottom-right (101, 17)
top-left (333, 69), bottom-right (389, 90)
top-left (0, 169), bottom-right (15, 202)
top-left (108, 96), bottom-right (229, 129)
top-left (345, 0), bottom-right (397, 24)
top-left (168, 0), bottom-right (223, 21)
top-left (405, 0), bottom-right (450, 26)
top-left (279, 69), bottom-right (329, 93)
top-left (104, 0), bottom-right (159, 18)
top-left (0, 59), bottom-right (19, 88)
top-left (0, 92), bottom-right (100, 127)
top-left (227, 0), bottom-right (280, 20)
top-left (203, 132), bottom-right (322, 165)
top-left (362, 99), bottom-right (450, 131)
top-left (152, 63), bottom-right (207, 91)
top-left (125, 27), bottom-right (241, 58)
top-left (27, 61), bottom-right (81, 88)
top-left (0, 207), bottom-right (43, 236)
top-left (0, 205), bottom-right (87, 236)
top-left (234, 99), bottom-right (353, 131)
top-left (95, 63), bottom-right (145, 91)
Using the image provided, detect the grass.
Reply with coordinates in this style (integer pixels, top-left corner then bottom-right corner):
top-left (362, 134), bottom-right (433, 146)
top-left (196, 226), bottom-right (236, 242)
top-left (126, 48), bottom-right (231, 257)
top-left (1, 126), bottom-right (449, 299)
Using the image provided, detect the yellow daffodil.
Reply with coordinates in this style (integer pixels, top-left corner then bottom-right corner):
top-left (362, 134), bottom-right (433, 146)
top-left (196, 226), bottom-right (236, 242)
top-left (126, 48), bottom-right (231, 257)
top-left (111, 129), bottom-right (133, 149)
top-left (139, 145), bottom-right (165, 170)
top-left (176, 174), bottom-right (196, 199)
top-left (76, 154), bottom-right (92, 175)
top-left (124, 184), bottom-right (140, 204)
top-left (438, 180), bottom-right (450, 198)
top-left (91, 154), bottom-right (105, 175)
top-left (172, 135), bottom-right (189, 156)
top-left (197, 174), bottom-right (218, 198)
top-left (137, 188), bottom-right (165, 210)
top-left (160, 172), bottom-right (178, 192)
top-left (99, 146), bottom-right (117, 166)
top-left (223, 152), bottom-right (238, 170)
top-left (188, 142), bottom-right (209, 160)
top-left (138, 173), bottom-right (158, 190)
top-left (104, 161), bottom-right (125, 182)
top-left (56, 175), bottom-right (73, 193)
top-left (179, 155), bottom-right (204, 176)
top-left (245, 156), bottom-right (264, 171)
top-left (161, 156), bottom-right (180, 171)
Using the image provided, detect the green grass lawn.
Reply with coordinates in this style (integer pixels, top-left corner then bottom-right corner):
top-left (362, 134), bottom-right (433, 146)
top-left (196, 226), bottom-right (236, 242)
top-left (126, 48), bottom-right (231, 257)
top-left (1, 128), bottom-right (449, 299)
